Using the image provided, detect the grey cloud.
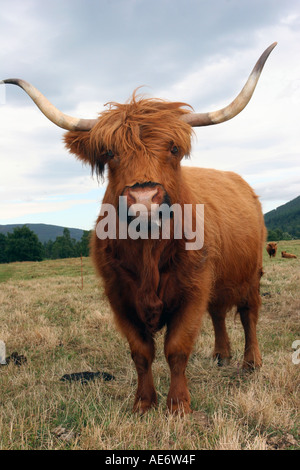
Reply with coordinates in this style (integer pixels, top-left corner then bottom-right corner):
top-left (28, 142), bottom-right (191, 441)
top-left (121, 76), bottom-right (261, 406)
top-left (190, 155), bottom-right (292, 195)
top-left (1, 0), bottom-right (299, 226)
top-left (1, 0), bottom-right (296, 107)
top-left (254, 175), bottom-right (300, 201)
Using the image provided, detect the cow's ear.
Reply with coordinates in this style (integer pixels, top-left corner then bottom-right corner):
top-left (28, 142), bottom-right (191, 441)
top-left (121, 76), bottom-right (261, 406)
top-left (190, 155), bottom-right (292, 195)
top-left (64, 131), bottom-right (93, 164)
top-left (64, 131), bottom-right (106, 178)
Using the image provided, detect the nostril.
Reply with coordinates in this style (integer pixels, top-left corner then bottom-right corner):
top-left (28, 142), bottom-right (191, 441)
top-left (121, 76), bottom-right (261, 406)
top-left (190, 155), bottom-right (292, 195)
top-left (151, 190), bottom-right (159, 203)
top-left (127, 189), bottom-right (137, 205)
top-left (152, 187), bottom-right (164, 205)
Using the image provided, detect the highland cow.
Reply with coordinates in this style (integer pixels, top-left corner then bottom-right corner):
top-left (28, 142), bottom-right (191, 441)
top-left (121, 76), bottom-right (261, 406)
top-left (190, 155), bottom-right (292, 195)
top-left (2, 43), bottom-right (276, 414)
top-left (266, 242), bottom-right (278, 258)
top-left (281, 251), bottom-right (297, 259)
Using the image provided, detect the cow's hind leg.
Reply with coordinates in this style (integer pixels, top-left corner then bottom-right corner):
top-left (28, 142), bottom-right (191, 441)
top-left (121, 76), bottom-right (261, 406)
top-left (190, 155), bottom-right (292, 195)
top-left (237, 286), bottom-right (262, 369)
top-left (208, 305), bottom-right (231, 366)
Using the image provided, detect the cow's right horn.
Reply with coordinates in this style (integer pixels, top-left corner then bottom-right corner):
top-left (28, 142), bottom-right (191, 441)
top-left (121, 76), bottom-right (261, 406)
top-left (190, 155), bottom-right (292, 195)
top-left (1, 78), bottom-right (98, 131)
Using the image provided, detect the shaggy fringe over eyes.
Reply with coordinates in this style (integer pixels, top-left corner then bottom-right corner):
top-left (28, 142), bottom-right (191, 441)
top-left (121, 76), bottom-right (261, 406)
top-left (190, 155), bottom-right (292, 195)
top-left (90, 91), bottom-right (194, 174)
top-left (64, 91), bottom-right (194, 180)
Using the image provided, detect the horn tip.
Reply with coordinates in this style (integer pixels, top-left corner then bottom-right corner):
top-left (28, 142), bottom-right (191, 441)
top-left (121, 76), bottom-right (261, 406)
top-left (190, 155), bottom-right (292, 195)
top-left (1, 78), bottom-right (26, 87)
top-left (265, 42), bottom-right (277, 56)
top-left (269, 41), bottom-right (278, 50)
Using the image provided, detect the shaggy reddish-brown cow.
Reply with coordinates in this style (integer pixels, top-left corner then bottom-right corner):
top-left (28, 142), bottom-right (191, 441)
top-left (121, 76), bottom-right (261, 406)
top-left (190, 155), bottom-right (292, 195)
top-left (2, 43), bottom-right (276, 414)
top-left (266, 242), bottom-right (278, 258)
top-left (281, 251), bottom-right (297, 259)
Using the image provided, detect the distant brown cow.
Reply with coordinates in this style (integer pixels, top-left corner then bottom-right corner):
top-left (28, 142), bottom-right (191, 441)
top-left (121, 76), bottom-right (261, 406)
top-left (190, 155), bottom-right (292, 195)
top-left (281, 251), bottom-right (297, 259)
top-left (266, 242), bottom-right (278, 258)
top-left (2, 43), bottom-right (276, 415)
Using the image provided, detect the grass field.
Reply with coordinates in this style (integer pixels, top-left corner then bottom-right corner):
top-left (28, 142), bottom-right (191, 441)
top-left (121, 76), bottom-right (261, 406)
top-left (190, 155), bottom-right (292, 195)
top-left (0, 241), bottom-right (299, 450)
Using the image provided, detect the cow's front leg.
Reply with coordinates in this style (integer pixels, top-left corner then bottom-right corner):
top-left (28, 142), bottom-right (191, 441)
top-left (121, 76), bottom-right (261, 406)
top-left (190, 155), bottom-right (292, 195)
top-left (165, 350), bottom-right (191, 414)
top-left (116, 315), bottom-right (156, 414)
top-left (164, 298), bottom-right (206, 415)
top-left (131, 338), bottom-right (157, 414)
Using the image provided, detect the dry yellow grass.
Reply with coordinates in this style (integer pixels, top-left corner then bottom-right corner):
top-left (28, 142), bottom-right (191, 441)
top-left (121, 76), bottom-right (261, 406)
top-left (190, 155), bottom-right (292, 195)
top-left (0, 241), bottom-right (299, 450)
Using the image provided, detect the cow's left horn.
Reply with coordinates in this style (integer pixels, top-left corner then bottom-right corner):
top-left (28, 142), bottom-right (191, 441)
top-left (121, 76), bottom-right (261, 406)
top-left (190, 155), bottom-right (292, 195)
top-left (182, 42), bottom-right (277, 127)
top-left (1, 79), bottom-right (98, 131)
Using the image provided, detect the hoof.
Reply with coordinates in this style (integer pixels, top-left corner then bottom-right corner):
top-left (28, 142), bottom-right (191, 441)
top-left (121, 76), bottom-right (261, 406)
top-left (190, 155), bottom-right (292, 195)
top-left (242, 359), bottom-right (262, 371)
top-left (133, 396), bottom-right (157, 415)
top-left (214, 353), bottom-right (231, 367)
top-left (167, 399), bottom-right (192, 416)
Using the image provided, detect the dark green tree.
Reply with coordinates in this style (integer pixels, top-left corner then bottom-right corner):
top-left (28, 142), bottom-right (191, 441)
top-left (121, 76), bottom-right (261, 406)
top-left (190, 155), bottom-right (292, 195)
top-left (267, 228), bottom-right (292, 241)
top-left (6, 226), bottom-right (43, 262)
top-left (51, 228), bottom-right (76, 259)
top-left (76, 230), bottom-right (91, 257)
top-left (43, 239), bottom-right (54, 259)
top-left (0, 233), bottom-right (8, 263)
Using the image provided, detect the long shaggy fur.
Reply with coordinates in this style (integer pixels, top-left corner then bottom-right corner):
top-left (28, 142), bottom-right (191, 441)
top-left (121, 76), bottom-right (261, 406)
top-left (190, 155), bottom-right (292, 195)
top-left (65, 92), bottom-right (193, 180)
top-left (64, 92), bottom-right (266, 414)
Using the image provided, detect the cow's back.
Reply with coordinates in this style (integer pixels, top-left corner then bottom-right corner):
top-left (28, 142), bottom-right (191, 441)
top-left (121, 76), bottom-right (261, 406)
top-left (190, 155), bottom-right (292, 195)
top-left (182, 167), bottom-right (266, 303)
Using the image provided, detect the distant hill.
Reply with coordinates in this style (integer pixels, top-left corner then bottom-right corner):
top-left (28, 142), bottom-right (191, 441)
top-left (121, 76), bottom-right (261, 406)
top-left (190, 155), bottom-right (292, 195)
top-left (1, 196), bottom-right (299, 244)
top-left (264, 195), bottom-right (300, 239)
top-left (0, 223), bottom-right (85, 243)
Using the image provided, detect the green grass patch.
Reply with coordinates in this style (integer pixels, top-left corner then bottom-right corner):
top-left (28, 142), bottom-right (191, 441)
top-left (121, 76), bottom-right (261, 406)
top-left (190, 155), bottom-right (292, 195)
top-left (0, 265), bottom-right (15, 283)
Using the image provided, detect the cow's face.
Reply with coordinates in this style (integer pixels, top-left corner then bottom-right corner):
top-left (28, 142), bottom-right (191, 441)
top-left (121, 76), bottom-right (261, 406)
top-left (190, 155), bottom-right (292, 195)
top-left (64, 96), bottom-right (193, 211)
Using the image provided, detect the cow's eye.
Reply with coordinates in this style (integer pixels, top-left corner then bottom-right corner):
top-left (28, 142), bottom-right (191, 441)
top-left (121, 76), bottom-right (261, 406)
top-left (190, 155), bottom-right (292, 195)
top-left (170, 145), bottom-right (179, 155)
top-left (105, 150), bottom-right (114, 159)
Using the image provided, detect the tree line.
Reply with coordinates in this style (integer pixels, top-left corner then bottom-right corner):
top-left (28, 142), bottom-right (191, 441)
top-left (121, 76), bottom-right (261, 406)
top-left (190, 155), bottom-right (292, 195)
top-left (264, 195), bottom-right (300, 240)
top-left (0, 224), bottom-right (296, 264)
top-left (0, 226), bottom-right (91, 263)
top-left (267, 228), bottom-right (294, 242)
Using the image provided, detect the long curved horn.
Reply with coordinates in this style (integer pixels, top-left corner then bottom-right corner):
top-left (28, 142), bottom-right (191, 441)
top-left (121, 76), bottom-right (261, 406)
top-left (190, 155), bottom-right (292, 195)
top-left (182, 42), bottom-right (277, 127)
top-left (1, 78), bottom-right (98, 131)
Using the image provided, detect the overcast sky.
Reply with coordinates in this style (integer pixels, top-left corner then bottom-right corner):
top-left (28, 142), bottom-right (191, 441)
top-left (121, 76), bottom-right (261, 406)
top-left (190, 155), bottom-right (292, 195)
top-left (0, 0), bottom-right (299, 230)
